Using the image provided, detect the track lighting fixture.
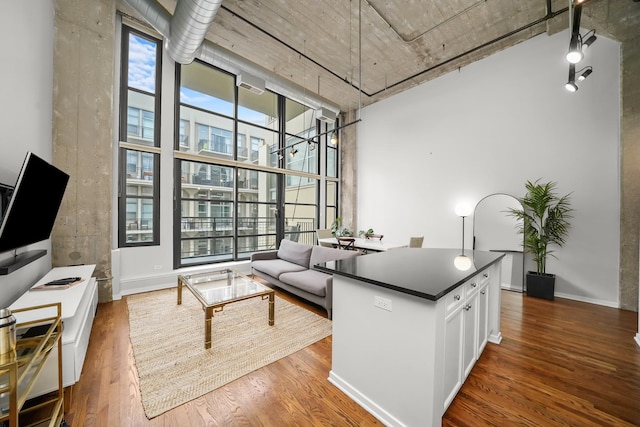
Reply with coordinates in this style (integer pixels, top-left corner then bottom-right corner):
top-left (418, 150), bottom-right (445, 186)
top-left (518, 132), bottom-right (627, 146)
top-left (308, 140), bottom-right (316, 151)
top-left (330, 131), bottom-right (338, 146)
top-left (290, 147), bottom-right (298, 157)
top-left (565, 64), bottom-right (578, 92)
top-left (577, 66), bottom-right (593, 81)
top-left (566, 34), bottom-right (583, 64)
top-left (563, 1), bottom-right (595, 92)
top-left (565, 65), bottom-right (592, 92)
top-left (582, 32), bottom-right (597, 49)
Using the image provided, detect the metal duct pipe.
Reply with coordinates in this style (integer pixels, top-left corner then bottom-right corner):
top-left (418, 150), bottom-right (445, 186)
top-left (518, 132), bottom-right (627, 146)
top-left (199, 41), bottom-right (340, 115)
top-left (169, 0), bottom-right (222, 64)
top-left (123, 0), bottom-right (172, 38)
top-left (124, 0), bottom-right (340, 114)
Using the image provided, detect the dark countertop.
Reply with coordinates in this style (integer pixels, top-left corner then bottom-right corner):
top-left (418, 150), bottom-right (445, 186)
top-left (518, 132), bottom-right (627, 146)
top-left (314, 248), bottom-right (504, 301)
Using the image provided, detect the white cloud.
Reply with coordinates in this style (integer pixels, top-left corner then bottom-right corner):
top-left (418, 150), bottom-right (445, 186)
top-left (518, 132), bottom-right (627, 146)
top-left (128, 35), bottom-right (156, 92)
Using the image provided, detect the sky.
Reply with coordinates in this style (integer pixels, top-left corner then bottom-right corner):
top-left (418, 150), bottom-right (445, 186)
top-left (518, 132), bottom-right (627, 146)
top-left (128, 34), bottom-right (267, 126)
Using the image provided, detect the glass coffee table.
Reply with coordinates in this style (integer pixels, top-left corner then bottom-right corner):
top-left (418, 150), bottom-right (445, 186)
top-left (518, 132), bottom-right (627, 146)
top-left (177, 269), bottom-right (275, 349)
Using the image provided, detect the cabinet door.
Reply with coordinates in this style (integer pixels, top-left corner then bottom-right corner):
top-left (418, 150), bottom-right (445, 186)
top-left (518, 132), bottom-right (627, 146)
top-left (463, 292), bottom-right (478, 378)
top-left (443, 306), bottom-right (464, 411)
top-left (477, 284), bottom-right (489, 354)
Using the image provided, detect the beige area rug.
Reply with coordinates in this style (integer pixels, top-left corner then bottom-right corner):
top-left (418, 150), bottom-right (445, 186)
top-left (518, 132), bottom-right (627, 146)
top-left (126, 288), bottom-right (332, 419)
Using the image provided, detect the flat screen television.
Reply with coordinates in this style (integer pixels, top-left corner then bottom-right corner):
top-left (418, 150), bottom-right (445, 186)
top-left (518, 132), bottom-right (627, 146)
top-left (0, 152), bottom-right (69, 253)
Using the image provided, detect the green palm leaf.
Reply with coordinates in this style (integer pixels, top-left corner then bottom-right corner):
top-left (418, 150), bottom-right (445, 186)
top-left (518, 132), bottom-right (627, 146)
top-left (507, 179), bottom-right (573, 274)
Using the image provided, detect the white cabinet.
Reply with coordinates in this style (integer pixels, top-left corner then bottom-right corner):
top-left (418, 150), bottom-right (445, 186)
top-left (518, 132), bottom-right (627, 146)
top-left (443, 286), bottom-right (464, 410)
top-left (443, 269), bottom-right (492, 412)
top-left (462, 291), bottom-right (478, 378)
top-left (10, 265), bottom-right (97, 397)
top-left (477, 281), bottom-right (490, 354)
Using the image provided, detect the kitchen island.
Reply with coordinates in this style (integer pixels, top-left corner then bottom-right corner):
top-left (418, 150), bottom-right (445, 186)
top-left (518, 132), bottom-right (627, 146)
top-left (315, 248), bottom-right (504, 427)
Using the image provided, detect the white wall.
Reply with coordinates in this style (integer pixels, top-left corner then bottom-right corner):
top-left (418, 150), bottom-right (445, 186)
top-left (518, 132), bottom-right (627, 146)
top-left (0, 1), bottom-right (56, 308)
top-left (357, 30), bottom-right (621, 307)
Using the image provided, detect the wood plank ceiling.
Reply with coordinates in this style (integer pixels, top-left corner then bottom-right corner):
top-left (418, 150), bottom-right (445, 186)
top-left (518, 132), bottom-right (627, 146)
top-left (120, 0), bottom-right (640, 113)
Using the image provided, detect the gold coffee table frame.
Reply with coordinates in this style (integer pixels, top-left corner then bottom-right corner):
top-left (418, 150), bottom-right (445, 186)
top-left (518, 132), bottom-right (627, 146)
top-left (177, 269), bottom-right (275, 349)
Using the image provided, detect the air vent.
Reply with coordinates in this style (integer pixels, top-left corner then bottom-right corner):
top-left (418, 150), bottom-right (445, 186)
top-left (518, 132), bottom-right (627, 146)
top-left (316, 107), bottom-right (337, 123)
top-left (236, 72), bottom-right (265, 95)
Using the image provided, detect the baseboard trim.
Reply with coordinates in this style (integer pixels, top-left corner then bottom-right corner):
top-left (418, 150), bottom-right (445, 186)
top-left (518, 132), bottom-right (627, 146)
top-left (553, 291), bottom-right (618, 308)
top-left (114, 260), bottom-right (251, 299)
top-left (328, 371), bottom-right (408, 427)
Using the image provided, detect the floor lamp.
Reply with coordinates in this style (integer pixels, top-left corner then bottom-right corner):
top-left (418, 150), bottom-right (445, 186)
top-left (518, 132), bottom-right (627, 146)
top-left (454, 203), bottom-right (473, 271)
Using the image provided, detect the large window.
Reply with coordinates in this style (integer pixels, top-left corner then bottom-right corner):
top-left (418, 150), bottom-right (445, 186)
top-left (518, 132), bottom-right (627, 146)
top-left (118, 26), bottom-right (340, 266)
top-left (118, 26), bottom-right (161, 247)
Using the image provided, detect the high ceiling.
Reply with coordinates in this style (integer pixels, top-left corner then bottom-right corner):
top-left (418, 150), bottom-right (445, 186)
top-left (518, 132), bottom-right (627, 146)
top-left (119, 0), bottom-right (640, 113)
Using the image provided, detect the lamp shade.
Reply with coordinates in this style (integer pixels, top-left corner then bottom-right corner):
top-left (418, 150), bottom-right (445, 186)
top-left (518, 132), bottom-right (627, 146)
top-left (455, 203), bottom-right (472, 217)
top-left (454, 255), bottom-right (472, 271)
top-left (565, 81), bottom-right (578, 92)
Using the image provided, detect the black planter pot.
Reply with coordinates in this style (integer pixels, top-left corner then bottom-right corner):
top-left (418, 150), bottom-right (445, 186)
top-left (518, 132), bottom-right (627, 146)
top-left (526, 271), bottom-right (555, 300)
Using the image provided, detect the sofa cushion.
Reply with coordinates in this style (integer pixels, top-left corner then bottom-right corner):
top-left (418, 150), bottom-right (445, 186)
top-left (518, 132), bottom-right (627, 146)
top-left (277, 239), bottom-right (313, 267)
top-left (279, 269), bottom-right (331, 297)
top-left (309, 244), bottom-right (360, 268)
top-left (252, 259), bottom-right (306, 279)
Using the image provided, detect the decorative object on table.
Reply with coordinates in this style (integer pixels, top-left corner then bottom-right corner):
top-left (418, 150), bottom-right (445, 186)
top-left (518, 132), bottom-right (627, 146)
top-left (358, 228), bottom-right (374, 237)
top-left (508, 179), bottom-right (573, 300)
top-left (30, 277), bottom-right (84, 291)
top-left (409, 236), bottom-right (424, 248)
top-left (331, 217), bottom-right (352, 237)
top-left (454, 203), bottom-right (473, 271)
top-left (127, 289), bottom-right (332, 419)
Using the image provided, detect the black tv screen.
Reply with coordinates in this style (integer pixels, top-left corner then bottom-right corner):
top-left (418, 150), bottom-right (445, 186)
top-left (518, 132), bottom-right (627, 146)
top-left (0, 152), bottom-right (69, 253)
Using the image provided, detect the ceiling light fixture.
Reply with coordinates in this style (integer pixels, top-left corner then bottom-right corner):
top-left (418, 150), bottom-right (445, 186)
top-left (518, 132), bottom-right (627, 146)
top-left (563, 1), bottom-right (595, 92)
top-left (577, 66), bottom-right (593, 81)
top-left (565, 64), bottom-right (578, 92)
top-left (566, 1), bottom-right (583, 64)
top-left (566, 34), bottom-right (583, 64)
top-left (582, 30), bottom-right (597, 50)
top-left (290, 147), bottom-right (298, 157)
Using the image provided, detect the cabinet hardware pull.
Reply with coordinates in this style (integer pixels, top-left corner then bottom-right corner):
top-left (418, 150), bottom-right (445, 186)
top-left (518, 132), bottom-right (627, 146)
top-left (481, 290), bottom-right (486, 295)
top-left (483, 273), bottom-right (488, 278)
top-left (454, 295), bottom-right (461, 301)
top-left (464, 304), bottom-right (471, 311)
top-left (471, 282), bottom-right (477, 288)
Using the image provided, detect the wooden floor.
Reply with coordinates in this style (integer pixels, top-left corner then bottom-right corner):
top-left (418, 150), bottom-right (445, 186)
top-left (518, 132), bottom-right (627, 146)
top-left (62, 288), bottom-right (640, 426)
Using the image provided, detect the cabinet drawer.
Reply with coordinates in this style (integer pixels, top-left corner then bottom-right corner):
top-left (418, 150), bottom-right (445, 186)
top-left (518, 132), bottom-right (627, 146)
top-left (467, 277), bottom-right (481, 294)
top-left (478, 270), bottom-right (490, 285)
top-left (446, 285), bottom-right (465, 314)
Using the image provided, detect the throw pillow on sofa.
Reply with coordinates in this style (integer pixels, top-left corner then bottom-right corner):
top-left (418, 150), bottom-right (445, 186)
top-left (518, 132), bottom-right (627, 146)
top-left (277, 239), bottom-right (313, 267)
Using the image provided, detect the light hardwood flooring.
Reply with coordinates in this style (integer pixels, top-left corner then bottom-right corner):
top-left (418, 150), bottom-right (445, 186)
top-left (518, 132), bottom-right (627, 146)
top-left (62, 287), bottom-right (640, 426)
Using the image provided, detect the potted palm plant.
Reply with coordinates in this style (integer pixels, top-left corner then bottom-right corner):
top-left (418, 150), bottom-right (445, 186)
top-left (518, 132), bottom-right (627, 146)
top-left (508, 179), bottom-right (573, 300)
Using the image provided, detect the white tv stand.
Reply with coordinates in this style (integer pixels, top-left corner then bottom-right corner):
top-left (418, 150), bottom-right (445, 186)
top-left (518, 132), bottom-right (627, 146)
top-left (10, 264), bottom-right (98, 397)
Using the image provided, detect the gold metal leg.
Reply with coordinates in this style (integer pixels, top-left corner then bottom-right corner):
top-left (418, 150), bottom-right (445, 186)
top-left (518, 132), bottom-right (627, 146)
top-left (177, 277), bottom-right (183, 305)
top-left (204, 306), bottom-right (213, 349)
top-left (268, 291), bottom-right (275, 326)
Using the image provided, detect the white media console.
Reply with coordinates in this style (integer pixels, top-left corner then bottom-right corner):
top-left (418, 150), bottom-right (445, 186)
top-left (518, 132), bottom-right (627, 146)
top-left (10, 264), bottom-right (98, 397)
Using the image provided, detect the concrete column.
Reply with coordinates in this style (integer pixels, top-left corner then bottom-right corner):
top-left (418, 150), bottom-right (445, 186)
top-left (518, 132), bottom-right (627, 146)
top-left (52, 0), bottom-right (115, 302)
top-left (620, 35), bottom-right (640, 311)
top-left (339, 109), bottom-right (358, 234)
